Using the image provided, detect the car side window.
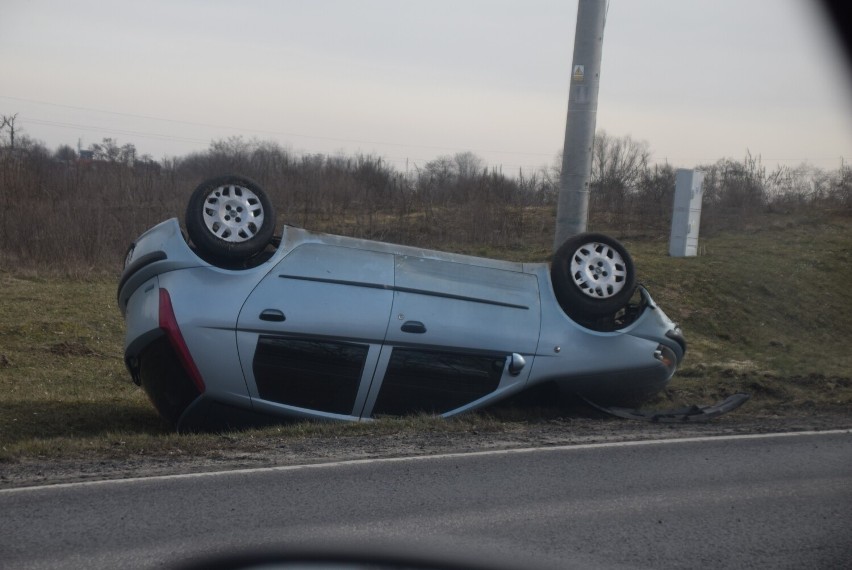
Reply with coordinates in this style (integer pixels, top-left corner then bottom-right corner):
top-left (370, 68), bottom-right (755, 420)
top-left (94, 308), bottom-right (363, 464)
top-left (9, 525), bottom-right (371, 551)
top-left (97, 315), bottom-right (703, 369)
top-left (372, 348), bottom-right (505, 416)
top-left (253, 336), bottom-right (369, 415)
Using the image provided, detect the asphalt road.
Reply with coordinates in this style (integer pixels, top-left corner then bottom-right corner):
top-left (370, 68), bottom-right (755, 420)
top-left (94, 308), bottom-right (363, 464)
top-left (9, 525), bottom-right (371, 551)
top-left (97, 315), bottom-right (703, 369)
top-left (1, 431), bottom-right (850, 570)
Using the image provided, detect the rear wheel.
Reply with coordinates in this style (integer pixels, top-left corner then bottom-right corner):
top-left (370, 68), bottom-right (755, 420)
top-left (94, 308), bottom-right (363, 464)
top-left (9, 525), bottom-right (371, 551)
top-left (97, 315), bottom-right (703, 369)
top-left (551, 233), bottom-right (636, 320)
top-left (185, 175), bottom-right (276, 261)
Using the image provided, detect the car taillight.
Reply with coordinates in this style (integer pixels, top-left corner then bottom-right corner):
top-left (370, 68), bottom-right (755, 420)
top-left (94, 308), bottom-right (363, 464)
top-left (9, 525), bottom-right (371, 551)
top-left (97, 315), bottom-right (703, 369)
top-left (159, 288), bottom-right (206, 393)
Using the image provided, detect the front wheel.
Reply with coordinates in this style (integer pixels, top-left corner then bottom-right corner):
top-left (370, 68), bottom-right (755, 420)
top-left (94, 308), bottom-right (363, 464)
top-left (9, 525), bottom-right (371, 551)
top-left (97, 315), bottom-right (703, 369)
top-left (185, 175), bottom-right (276, 261)
top-left (551, 233), bottom-right (637, 320)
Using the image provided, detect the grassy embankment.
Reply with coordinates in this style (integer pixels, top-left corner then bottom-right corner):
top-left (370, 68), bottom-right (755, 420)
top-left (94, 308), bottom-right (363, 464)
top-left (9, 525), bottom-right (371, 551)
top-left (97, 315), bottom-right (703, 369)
top-left (0, 213), bottom-right (850, 462)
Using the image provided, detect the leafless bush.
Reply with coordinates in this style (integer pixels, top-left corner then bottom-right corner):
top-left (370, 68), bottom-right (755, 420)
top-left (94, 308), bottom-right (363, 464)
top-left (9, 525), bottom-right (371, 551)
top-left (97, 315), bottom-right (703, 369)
top-left (0, 133), bottom-right (847, 273)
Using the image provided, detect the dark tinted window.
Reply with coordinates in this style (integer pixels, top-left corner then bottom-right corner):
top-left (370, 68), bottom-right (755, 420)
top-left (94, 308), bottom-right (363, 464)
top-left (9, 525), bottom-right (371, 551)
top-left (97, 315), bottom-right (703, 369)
top-left (373, 349), bottom-right (505, 416)
top-left (253, 336), bottom-right (368, 415)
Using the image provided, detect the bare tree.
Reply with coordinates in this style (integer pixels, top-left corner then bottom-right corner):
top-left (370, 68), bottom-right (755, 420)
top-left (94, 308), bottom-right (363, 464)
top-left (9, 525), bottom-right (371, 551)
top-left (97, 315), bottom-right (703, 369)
top-left (453, 151), bottom-right (484, 179)
top-left (54, 144), bottom-right (77, 162)
top-left (1, 113), bottom-right (19, 148)
top-left (588, 130), bottom-right (651, 227)
top-left (592, 130), bottom-right (650, 192)
top-left (89, 138), bottom-right (137, 165)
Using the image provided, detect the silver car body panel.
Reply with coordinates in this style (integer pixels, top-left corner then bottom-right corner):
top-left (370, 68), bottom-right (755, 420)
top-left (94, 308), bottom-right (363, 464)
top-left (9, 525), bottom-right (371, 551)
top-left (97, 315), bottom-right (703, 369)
top-left (120, 218), bottom-right (683, 428)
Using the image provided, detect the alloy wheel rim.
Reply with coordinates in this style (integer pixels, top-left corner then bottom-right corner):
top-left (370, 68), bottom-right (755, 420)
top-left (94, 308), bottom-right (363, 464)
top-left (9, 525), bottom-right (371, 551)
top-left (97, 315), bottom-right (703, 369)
top-left (569, 241), bottom-right (628, 299)
top-left (202, 184), bottom-right (265, 243)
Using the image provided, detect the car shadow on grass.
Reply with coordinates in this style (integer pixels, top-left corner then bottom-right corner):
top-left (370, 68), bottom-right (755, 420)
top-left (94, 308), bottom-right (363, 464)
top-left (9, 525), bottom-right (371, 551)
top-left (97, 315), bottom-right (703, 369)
top-left (0, 401), bottom-right (171, 444)
top-left (485, 382), bottom-right (610, 421)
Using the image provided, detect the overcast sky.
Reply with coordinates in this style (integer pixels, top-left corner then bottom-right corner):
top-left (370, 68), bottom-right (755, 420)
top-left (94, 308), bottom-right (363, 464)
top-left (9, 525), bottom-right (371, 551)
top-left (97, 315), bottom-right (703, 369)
top-left (1, 0), bottom-right (850, 173)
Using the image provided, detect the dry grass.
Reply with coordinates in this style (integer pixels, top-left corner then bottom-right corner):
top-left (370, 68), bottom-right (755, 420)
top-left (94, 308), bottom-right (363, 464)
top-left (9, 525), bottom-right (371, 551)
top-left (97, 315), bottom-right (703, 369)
top-left (624, 213), bottom-right (852, 410)
top-left (1, 213), bottom-right (851, 463)
top-left (0, 275), bottom-right (522, 461)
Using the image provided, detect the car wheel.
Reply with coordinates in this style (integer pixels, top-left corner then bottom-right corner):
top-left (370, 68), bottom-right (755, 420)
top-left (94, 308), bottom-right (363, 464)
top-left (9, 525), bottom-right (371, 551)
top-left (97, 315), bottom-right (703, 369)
top-left (185, 175), bottom-right (276, 261)
top-left (551, 233), bottom-right (637, 320)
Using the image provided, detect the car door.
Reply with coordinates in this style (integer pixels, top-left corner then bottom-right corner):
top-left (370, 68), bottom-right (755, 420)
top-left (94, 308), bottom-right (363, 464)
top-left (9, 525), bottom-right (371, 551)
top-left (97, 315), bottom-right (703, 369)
top-left (237, 243), bottom-right (394, 419)
top-left (363, 255), bottom-right (541, 417)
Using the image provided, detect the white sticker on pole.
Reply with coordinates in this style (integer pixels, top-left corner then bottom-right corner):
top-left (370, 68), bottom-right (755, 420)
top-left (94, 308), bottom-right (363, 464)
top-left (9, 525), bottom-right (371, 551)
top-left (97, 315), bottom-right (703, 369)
top-left (572, 65), bottom-right (585, 82)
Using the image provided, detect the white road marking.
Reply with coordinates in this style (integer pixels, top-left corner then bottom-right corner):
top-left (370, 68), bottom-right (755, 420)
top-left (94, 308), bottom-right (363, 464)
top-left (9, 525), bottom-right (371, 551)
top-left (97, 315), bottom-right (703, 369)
top-left (2, 429), bottom-right (849, 495)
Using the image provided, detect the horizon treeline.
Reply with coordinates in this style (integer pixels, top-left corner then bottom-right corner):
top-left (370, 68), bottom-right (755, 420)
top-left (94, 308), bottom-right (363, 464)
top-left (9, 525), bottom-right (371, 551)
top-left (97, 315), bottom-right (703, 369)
top-left (0, 130), bottom-right (849, 272)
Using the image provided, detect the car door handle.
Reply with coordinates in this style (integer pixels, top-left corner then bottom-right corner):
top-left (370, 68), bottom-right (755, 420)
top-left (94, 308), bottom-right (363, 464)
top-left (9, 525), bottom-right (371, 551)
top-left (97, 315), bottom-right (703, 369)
top-left (508, 353), bottom-right (527, 375)
top-left (259, 309), bottom-right (286, 322)
top-left (400, 321), bottom-right (426, 334)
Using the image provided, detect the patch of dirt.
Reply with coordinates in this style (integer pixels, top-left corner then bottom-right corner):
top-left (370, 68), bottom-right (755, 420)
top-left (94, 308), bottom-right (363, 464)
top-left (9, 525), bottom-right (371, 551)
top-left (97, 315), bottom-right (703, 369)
top-left (47, 341), bottom-right (101, 357)
top-left (2, 411), bottom-right (850, 490)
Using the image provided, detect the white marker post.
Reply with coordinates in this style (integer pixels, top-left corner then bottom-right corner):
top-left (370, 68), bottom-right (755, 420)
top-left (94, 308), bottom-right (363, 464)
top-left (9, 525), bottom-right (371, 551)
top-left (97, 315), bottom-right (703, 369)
top-left (669, 169), bottom-right (705, 257)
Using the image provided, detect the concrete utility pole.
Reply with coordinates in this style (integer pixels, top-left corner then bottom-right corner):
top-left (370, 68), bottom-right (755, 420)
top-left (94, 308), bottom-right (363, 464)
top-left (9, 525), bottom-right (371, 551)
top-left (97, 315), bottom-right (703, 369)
top-left (553, 0), bottom-right (607, 251)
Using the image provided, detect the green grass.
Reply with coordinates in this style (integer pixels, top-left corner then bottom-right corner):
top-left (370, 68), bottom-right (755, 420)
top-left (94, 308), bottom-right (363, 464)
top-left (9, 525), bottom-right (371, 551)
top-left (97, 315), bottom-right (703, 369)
top-left (0, 276), bottom-right (521, 461)
top-left (1, 213), bottom-right (850, 462)
top-left (0, 277), bottom-right (167, 454)
top-left (625, 214), bottom-right (852, 408)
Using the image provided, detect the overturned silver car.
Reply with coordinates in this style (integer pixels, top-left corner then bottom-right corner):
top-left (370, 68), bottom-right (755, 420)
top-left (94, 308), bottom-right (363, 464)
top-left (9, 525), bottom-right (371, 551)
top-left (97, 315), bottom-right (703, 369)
top-left (118, 175), bottom-right (686, 431)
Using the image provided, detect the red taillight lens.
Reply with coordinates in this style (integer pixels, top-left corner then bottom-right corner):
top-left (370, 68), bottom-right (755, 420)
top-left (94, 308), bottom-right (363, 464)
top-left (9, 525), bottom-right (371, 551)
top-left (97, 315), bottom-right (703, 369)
top-left (159, 289), bottom-right (206, 393)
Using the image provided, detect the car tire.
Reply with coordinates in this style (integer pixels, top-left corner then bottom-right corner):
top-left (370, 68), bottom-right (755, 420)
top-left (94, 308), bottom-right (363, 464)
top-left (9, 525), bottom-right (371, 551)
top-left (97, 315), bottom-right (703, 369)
top-left (185, 174), bottom-right (276, 261)
top-left (551, 233), bottom-right (637, 320)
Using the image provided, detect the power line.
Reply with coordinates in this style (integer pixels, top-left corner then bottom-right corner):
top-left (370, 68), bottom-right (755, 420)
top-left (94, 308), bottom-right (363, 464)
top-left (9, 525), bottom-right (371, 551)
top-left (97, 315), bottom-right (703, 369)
top-left (20, 117), bottom-right (555, 172)
top-left (0, 94), bottom-right (556, 157)
top-left (23, 118), bottom-right (210, 145)
top-left (5, 94), bottom-right (846, 170)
